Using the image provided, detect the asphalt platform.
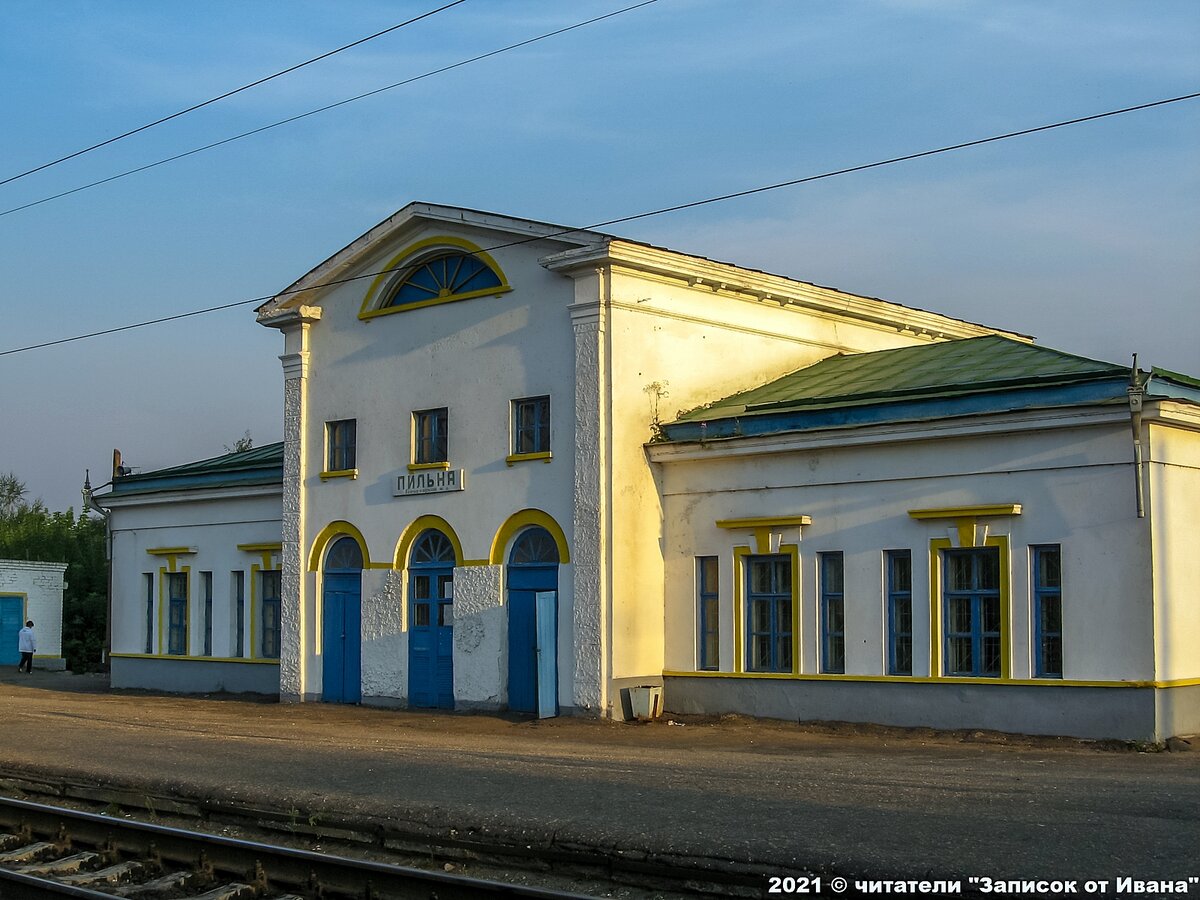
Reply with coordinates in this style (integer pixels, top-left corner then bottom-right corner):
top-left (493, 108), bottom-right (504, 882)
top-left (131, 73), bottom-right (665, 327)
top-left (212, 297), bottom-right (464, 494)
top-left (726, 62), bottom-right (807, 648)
top-left (0, 669), bottom-right (1197, 895)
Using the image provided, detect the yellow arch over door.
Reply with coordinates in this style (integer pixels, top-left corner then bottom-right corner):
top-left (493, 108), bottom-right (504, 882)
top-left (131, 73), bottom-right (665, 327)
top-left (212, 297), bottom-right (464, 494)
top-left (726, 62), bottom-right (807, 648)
top-left (394, 515), bottom-right (467, 568)
top-left (489, 509), bottom-right (571, 565)
top-left (308, 521), bottom-right (374, 572)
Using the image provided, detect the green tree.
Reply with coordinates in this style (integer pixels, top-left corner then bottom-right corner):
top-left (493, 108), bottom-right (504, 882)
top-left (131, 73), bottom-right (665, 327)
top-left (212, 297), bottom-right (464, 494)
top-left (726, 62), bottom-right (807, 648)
top-left (0, 491), bottom-right (107, 672)
top-left (224, 431), bottom-right (254, 453)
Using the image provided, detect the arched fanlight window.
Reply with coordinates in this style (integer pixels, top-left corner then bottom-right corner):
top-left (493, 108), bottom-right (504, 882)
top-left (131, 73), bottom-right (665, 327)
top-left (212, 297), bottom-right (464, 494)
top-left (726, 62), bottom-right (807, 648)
top-left (385, 252), bottom-right (502, 309)
top-left (411, 529), bottom-right (456, 567)
top-left (326, 536), bottom-right (363, 571)
top-left (508, 527), bottom-right (560, 565)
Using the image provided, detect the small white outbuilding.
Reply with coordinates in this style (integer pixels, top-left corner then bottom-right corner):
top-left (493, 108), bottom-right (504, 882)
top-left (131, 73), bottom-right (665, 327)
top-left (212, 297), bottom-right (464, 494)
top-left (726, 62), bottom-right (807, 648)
top-left (0, 559), bottom-right (66, 670)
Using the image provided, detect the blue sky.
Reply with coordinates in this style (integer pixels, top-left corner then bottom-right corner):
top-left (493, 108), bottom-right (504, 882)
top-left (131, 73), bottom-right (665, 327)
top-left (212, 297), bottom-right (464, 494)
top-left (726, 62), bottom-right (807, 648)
top-left (2, 0), bottom-right (1197, 512)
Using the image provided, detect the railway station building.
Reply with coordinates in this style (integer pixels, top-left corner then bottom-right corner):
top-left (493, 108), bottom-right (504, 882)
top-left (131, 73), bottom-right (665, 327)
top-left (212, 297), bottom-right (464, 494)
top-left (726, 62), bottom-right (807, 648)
top-left (101, 202), bottom-right (1200, 740)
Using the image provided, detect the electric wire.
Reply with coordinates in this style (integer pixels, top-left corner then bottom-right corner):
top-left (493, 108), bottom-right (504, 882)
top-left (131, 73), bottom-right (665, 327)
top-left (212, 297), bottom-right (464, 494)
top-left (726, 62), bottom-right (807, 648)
top-left (0, 0), bottom-right (660, 220)
top-left (0, 0), bottom-right (469, 189)
top-left (1, 89), bottom-right (1196, 359)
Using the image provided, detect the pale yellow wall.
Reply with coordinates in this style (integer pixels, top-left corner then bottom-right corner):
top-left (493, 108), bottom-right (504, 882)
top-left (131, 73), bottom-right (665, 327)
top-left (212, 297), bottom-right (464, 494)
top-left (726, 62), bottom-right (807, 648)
top-left (601, 264), bottom-right (1004, 681)
top-left (1149, 418), bottom-right (1200, 682)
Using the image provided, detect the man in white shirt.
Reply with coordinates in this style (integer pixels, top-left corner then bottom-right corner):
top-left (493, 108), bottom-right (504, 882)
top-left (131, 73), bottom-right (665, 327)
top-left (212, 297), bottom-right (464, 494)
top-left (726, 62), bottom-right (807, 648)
top-left (17, 620), bottom-right (35, 674)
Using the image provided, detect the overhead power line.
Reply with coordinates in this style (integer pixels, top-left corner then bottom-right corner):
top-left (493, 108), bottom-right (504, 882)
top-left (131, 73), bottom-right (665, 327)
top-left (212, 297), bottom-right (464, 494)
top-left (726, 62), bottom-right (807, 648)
top-left (2, 90), bottom-right (1196, 359)
top-left (0, 0), bottom-right (660, 220)
top-left (0, 0), bottom-right (469, 189)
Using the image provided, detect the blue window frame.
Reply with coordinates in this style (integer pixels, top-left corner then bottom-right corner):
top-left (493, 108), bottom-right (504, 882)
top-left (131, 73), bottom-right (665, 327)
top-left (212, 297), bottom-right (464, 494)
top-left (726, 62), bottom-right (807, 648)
top-left (166, 571), bottom-right (187, 656)
top-left (326, 419), bottom-right (356, 471)
top-left (232, 570), bottom-right (245, 658)
top-left (886, 550), bottom-right (913, 676)
top-left (144, 573), bottom-right (154, 654)
top-left (1032, 545), bottom-right (1062, 678)
top-left (745, 555), bottom-right (792, 673)
top-left (414, 407), bottom-right (449, 464)
top-left (260, 570), bottom-right (281, 659)
top-left (201, 571), bottom-right (213, 657)
top-left (820, 552), bottom-right (845, 674)
top-left (385, 252), bottom-right (502, 308)
top-left (513, 396), bottom-right (550, 454)
top-left (697, 557), bottom-right (719, 671)
top-left (943, 548), bottom-right (1001, 677)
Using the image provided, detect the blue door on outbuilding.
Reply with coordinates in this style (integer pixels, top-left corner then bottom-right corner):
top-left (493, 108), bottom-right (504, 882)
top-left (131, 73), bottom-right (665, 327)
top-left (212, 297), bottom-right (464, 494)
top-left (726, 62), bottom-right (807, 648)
top-left (322, 536), bottom-right (363, 704)
top-left (0, 596), bottom-right (22, 667)
top-left (506, 527), bottom-right (560, 717)
top-left (408, 530), bottom-right (456, 709)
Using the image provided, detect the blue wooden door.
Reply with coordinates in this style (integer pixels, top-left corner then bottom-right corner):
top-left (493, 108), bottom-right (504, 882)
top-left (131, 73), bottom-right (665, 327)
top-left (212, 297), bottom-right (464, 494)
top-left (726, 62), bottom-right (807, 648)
top-left (322, 572), bottom-right (361, 703)
top-left (0, 596), bottom-right (22, 666)
top-left (409, 568), bottom-right (453, 708)
top-left (507, 564), bottom-right (557, 716)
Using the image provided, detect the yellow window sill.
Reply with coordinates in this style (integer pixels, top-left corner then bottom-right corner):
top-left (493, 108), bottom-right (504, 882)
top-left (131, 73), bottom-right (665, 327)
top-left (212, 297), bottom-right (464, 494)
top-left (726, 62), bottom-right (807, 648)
top-left (319, 468), bottom-right (358, 481)
top-left (506, 451), bottom-right (551, 467)
top-left (407, 461), bottom-right (451, 472)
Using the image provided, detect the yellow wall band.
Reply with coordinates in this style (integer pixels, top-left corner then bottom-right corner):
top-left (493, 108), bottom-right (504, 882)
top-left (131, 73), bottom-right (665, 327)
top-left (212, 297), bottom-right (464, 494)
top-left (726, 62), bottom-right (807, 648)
top-left (110, 653), bottom-right (280, 665)
top-left (663, 671), bottom-right (1200, 689)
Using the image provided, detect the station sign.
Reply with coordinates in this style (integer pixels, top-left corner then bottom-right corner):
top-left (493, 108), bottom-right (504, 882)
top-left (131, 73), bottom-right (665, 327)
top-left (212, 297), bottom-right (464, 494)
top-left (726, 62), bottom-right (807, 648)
top-left (393, 468), bottom-right (465, 497)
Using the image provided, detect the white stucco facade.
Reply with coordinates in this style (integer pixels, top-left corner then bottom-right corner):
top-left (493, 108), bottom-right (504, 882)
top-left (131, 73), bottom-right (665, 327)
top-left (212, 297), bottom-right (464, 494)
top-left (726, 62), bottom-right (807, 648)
top-left (650, 357), bottom-right (1200, 741)
top-left (0, 559), bottom-right (66, 670)
top-left (98, 447), bottom-right (283, 694)
top-left (257, 203), bottom-right (1012, 717)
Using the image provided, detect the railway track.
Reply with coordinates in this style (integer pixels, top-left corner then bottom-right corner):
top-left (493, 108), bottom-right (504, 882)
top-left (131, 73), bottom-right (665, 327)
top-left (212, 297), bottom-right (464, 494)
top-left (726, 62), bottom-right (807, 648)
top-left (0, 796), bottom-right (589, 899)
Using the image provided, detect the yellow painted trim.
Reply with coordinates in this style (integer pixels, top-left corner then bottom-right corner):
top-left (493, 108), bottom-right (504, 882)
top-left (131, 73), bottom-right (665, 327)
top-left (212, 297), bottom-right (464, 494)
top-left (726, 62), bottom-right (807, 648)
top-left (358, 235), bottom-right (512, 320)
top-left (407, 461), bottom-right (451, 472)
top-left (929, 535), bottom-right (1011, 679)
top-left (506, 451), bottom-right (552, 466)
top-left (319, 468), bottom-right (358, 481)
top-left (237, 542), bottom-right (282, 553)
top-left (716, 515), bottom-right (812, 530)
top-left (661, 671), bottom-right (1197, 688)
top-left (908, 504), bottom-right (1022, 520)
top-left (146, 546), bottom-right (197, 556)
top-left (249, 563), bottom-right (260, 659)
top-left (238, 542), bottom-right (282, 573)
top-left (488, 508), bottom-right (571, 565)
top-left (394, 515), bottom-right (466, 568)
top-left (461, 558), bottom-right (490, 567)
top-left (308, 521), bottom-right (377, 572)
top-left (732, 543), bottom-right (800, 675)
top-left (109, 653), bottom-right (279, 665)
top-left (32, 654), bottom-right (62, 660)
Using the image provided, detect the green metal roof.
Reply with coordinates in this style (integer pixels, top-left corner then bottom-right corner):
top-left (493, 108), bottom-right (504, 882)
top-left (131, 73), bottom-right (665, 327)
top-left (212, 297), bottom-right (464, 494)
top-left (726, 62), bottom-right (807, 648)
top-left (674, 336), bottom-right (1130, 422)
top-left (104, 442), bottom-right (284, 497)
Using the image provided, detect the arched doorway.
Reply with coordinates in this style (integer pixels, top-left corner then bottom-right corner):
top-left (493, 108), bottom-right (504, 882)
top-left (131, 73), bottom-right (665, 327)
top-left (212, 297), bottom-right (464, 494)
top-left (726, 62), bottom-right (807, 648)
top-left (322, 536), bottom-right (363, 703)
top-left (408, 529), bottom-right (455, 709)
top-left (506, 526), bottom-right (559, 716)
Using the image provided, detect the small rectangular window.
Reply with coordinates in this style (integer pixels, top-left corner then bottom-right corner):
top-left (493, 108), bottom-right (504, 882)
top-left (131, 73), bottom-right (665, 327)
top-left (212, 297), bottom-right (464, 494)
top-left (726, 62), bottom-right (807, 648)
top-left (326, 419), bottom-right (357, 471)
top-left (1032, 545), bottom-right (1062, 678)
top-left (232, 571), bottom-right (245, 658)
top-left (144, 573), bottom-right (154, 654)
top-left (512, 396), bottom-right (551, 454)
top-left (745, 555), bottom-right (792, 673)
top-left (201, 571), bottom-right (213, 657)
top-left (166, 571), bottom-right (187, 656)
top-left (886, 550), bottom-right (913, 676)
top-left (942, 547), bottom-right (1001, 677)
top-left (260, 570), bottom-right (281, 659)
top-left (413, 407), bottom-right (449, 464)
top-left (820, 552), bottom-right (845, 674)
top-left (697, 556), bottom-right (719, 671)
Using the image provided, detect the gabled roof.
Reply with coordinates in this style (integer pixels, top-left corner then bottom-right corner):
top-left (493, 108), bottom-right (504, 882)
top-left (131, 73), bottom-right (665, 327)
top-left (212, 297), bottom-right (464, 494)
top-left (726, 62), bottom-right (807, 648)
top-left (256, 202), bottom-right (612, 316)
top-left (101, 442), bottom-right (284, 499)
top-left (661, 336), bottom-right (1185, 442)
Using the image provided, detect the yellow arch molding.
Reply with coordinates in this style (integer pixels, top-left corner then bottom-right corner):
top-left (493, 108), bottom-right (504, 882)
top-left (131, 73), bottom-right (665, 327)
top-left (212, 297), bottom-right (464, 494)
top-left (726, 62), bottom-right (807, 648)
top-left (489, 508), bottom-right (571, 565)
top-left (358, 236), bottom-right (512, 321)
top-left (394, 515), bottom-right (468, 569)
top-left (308, 521), bottom-right (383, 571)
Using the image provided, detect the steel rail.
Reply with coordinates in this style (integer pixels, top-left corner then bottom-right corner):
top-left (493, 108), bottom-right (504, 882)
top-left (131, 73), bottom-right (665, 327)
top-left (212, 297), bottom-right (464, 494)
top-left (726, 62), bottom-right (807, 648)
top-left (0, 795), bottom-right (591, 899)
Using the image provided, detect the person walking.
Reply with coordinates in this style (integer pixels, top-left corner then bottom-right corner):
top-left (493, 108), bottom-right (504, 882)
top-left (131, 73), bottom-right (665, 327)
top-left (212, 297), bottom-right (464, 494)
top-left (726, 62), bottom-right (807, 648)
top-left (17, 620), bottom-right (35, 674)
